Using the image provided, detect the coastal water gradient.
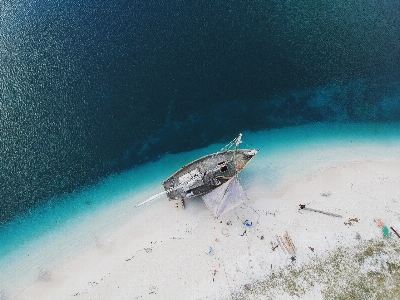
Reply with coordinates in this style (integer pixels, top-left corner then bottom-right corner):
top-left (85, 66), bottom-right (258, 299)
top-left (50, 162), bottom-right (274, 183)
top-left (1, 0), bottom-right (400, 294)
top-left (2, 123), bottom-right (400, 295)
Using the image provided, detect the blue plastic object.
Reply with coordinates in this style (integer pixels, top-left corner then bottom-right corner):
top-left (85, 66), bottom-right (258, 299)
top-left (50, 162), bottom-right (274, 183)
top-left (244, 220), bottom-right (252, 227)
top-left (382, 226), bottom-right (390, 239)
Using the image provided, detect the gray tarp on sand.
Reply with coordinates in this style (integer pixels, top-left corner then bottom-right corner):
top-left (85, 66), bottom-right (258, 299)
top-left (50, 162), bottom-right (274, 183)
top-left (202, 177), bottom-right (247, 218)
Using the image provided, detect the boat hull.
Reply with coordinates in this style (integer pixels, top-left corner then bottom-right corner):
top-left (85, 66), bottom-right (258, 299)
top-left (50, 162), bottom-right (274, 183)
top-left (162, 149), bottom-right (258, 200)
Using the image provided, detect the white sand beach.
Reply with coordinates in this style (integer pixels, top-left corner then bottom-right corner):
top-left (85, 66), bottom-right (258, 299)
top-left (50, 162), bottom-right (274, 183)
top-left (3, 124), bottom-right (400, 300)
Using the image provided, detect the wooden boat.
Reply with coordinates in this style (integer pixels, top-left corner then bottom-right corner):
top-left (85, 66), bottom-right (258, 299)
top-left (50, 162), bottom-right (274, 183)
top-left (162, 147), bottom-right (258, 200)
top-left (138, 134), bottom-right (258, 217)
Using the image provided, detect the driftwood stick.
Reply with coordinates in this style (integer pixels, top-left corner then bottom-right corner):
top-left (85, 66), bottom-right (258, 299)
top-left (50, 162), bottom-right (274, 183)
top-left (390, 227), bottom-right (400, 238)
top-left (299, 204), bottom-right (342, 218)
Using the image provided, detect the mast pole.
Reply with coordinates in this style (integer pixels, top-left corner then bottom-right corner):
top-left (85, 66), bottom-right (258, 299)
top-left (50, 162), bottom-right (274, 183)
top-left (231, 133), bottom-right (242, 162)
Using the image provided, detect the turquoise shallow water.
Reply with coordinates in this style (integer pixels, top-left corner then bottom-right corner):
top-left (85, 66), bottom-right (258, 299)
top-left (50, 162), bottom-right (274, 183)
top-left (1, 122), bottom-right (400, 293)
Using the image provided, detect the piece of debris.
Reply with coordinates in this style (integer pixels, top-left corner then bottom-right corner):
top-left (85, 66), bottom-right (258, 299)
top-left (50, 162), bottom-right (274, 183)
top-left (308, 246), bottom-right (314, 252)
top-left (272, 244), bottom-right (279, 251)
top-left (244, 220), bottom-right (252, 227)
top-left (244, 284), bottom-right (252, 290)
top-left (212, 269), bottom-right (217, 282)
top-left (383, 227), bottom-right (390, 238)
top-left (345, 217), bottom-right (359, 226)
top-left (215, 238), bottom-right (219, 242)
top-left (320, 191), bottom-right (331, 197)
top-left (374, 219), bottom-right (390, 239)
top-left (149, 286), bottom-right (157, 294)
top-left (181, 199), bottom-right (185, 209)
top-left (205, 246), bottom-right (213, 255)
top-left (375, 219), bottom-right (385, 227)
top-left (260, 235), bottom-right (264, 240)
top-left (299, 204), bottom-right (342, 218)
top-left (390, 227), bottom-right (400, 238)
top-left (276, 235), bottom-right (289, 252)
top-left (144, 248), bottom-right (152, 253)
top-left (226, 221), bottom-right (232, 225)
top-left (277, 232), bottom-right (296, 255)
top-left (174, 202), bottom-right (179, 208)
top-left (277, 235), bottom-right (290, 254)
top-left (284, 231), bottom-right (296, 253)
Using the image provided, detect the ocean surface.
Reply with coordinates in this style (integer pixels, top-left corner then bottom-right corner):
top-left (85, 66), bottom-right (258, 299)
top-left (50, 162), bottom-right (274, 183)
top-left (1, 0), bottom-right (400, 290)
top-left (1, 0), bottom-right (400, 225)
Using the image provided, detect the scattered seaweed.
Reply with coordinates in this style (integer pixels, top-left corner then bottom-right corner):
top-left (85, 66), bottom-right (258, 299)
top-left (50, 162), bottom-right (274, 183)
top-left (233, 239), bottom-right (400, 299)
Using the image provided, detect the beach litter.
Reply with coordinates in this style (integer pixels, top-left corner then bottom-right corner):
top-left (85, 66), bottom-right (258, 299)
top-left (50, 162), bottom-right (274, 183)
top-left (149, 285), bottom-right (157, 294)
top-left (244, 220), bottom-right (252, 227)
top-left (284, 232), bottom-right (296, 253)
top-left (276, 231), bottom-right (296, 255)
top-left (320, 191), bottom-right (331, 197)
top-left (344, 217), bottom-right (359, 226)
top-left (374, 219), bottom-right (390, 239)
top-left (299, 204), bottom-right (342, 218)
top-left (212, 269), bottom-right (218, 282)
top-left (244, 283), bottom-right (252, 291)
top-left (383, 227), bottom-right (390, 238)
top-left (205, 246), bottom-right (213, 255)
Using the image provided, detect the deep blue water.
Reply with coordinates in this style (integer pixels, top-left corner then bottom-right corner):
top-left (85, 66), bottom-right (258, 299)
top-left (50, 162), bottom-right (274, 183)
top-left (1, 0), bottom-right (400, 225)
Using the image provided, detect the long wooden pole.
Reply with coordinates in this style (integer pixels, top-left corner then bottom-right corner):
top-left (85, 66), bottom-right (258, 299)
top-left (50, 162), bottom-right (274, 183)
top-left (299, 204), bottom-right (342, 218)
